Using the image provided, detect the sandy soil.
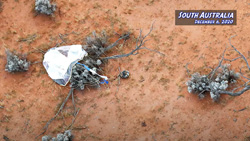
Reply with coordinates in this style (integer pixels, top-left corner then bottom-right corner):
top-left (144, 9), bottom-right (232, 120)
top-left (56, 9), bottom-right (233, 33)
top-left (0, 0), bottom-right (250, 140)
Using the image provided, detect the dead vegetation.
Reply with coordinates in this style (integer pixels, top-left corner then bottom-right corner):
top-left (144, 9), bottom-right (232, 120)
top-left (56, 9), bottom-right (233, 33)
top-left (35, 0), bottom-right (56, 16)
top-left (186, 36), bottom-right (250, 101)
top-left (18, 33), bottom-right (38, 44)
top-left (5, 49), bottom-right (30, 72)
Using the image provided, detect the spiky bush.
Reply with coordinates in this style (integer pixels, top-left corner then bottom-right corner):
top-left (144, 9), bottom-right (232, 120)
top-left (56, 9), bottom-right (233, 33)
top-left (70, 32), bottom-right (107, 90)
top-left (186, 64), bottom-right (240, 101)
top-left (35, 0), bottom-right (56, 15)
top-left (5, 50), bottom-right (30, 72)
top-left (42, 130), bottom-right (73, 141)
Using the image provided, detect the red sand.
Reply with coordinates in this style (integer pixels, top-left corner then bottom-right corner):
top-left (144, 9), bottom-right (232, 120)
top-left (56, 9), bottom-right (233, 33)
top-left (0, 0), bottom-right (250, 140)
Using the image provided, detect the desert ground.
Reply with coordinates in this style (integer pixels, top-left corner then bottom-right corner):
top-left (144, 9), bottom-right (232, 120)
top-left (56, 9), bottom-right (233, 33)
top-left (0, 0), bottom-right (250, 140)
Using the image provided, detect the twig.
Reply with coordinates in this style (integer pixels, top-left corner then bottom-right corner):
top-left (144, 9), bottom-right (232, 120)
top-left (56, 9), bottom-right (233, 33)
top-left (239, 66), bottom-right (250, 80)
top-left (72, 90), bottom-right (77, 116)
top-left (185, 63), bottom-right (191, 75)
top-left (36, 88), bottom-right (74, 139)
top-left (229, 35), bottom-right (250, 71)
top-left (102, 22), bottom-right (165, 60)
top-left (31, 61), bottom-right (42, 64)
top-left (139, 47), bottom-right (165, 56)
top-left (103, 32), bottom-right (130, 52)
top-left (23, 119), bottom-right (30, 133)
top-left (67, 108), bottom-right (80, 130)
top-left (115, 67), bottom-right (121, 95)
top-left (198, 90), bottom-right (206, 97)
top-left (59, 33), bottom-right (67, 44)
top-left (208, 47), bottom-right (227, 80)
top-left (55, 33), bottom-right (68, 47)
top-left (224, 56), bottom-right (242, 62)
top-left (18, 34), bottom-right (37, 42)
top-left (218, 85), bottom-right (250, 96)
top-left (231, 81), bottom-right (250, 92)
top-left (33, 48), bottom-right (46, 54)
top-left (114, 32), bottom-right (130, 46)
top-left (236, 107), bottom-right (247, 112)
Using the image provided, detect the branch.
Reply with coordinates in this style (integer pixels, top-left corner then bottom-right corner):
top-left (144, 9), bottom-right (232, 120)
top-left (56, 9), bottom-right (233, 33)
top-left (139, 47), bottom-right (166, 56)
top-left (36, 88), bottom-right (74, 139)
top-left (216, 36), bottom-right (250, 97)
top-left (224, 56), bottom-right (241, 62)
top-left (208, 47), bottom-right (227, 80)
top-left (231, 81), bottom-right (250, 92)
top-left (229, 35), bottom-right (250, 71)
top-left (67, 108), bottom-right (80, 130)
top-left (102, 22), bottom-right (165, 60)
top-left (187, 36), bottom-right (250, 101)
top-left (219, 85), bottom-right (250, 96)
top-left (240, 66), bottom-right (250, 80)
top-left (185, 63), bottom-right (191, 75)
top-left (103, 32), bottom-right (130, 52)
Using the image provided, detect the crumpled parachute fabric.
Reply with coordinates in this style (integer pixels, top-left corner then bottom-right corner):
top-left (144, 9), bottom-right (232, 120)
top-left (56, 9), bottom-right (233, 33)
top-left (43, 45), bottom-right (88, 86)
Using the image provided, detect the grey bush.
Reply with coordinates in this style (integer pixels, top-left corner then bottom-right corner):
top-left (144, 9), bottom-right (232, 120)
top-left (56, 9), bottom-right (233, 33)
top-left (42, 130), bottom-right (73, 141)
top-left (70, 32), bottom-right (107, 90)
top-left (5, 50), bottom-right (30, 72)
top-left (186, 64), bottom-right (240, 101)
top-left (35, 0), bottom-right (56, 15)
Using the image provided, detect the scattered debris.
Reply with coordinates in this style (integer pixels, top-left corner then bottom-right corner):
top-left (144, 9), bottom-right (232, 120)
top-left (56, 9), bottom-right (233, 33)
top-left (42, 130), bottom-right (73, 141)
top-left (35, 0), bottom-right (56, 15)
top-left (5, 49), bottom-right (30, 72)
top-left (38, 23), bottom-right (165, 138)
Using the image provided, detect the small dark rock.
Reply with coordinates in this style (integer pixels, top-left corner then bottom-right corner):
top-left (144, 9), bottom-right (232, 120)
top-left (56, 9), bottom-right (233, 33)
top-left (3, 135), bottom-right (10, 141)
top-left (120, 70), bottom-right (130, 79)
top-left (141, 121), bottom-right (147, 127)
